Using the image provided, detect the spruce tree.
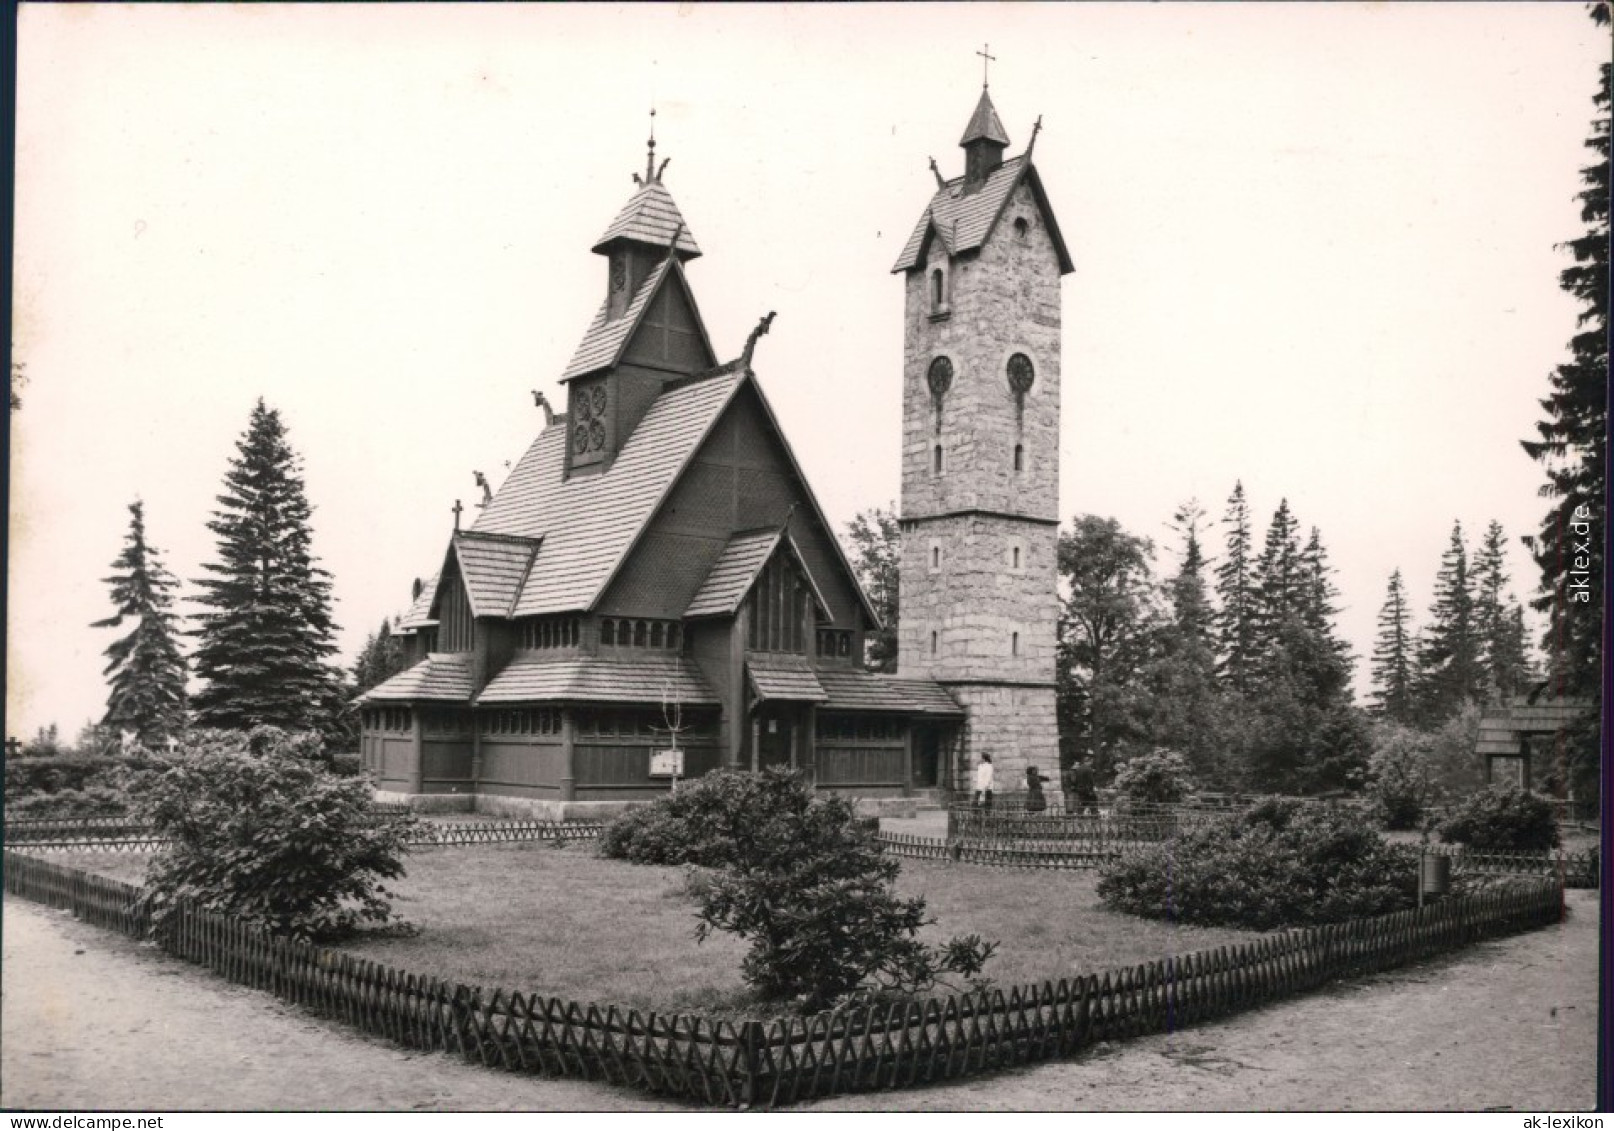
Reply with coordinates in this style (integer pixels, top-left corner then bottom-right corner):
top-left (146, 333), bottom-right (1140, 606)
top-left (1141, 500), bottom-right (1232, 784)
top-left (1517, 5), bottom-right (1609, 815)
top-left (1300, 526), bottom-right (1353, 674)
top-left (1369, 569), bottom-right (1416, 724)
top-left (352, 619), bottom-right (408, 695)
top-left (192, 400), bottom-right (346, 735)
top-left (1472, 520), bottom-right (1533, 701)
top-left (1214, 482), bottom-right (1257, 694)
top-left (1416, 521), bottom-right (1484, 723)
top-left (92, 500), bottom-right (189, 746)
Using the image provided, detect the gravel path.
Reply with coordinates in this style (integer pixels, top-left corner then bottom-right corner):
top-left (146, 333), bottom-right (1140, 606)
top-left (2, 890), bottom-right (1598, 1112)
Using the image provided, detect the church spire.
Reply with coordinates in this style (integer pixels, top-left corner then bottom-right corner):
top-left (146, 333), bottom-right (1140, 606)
top-left (959, 86), bottom-right (1010, 188)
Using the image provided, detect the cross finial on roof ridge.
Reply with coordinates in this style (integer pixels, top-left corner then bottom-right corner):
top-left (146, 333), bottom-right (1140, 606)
top-left (977, 43), bottom-right (996, 89)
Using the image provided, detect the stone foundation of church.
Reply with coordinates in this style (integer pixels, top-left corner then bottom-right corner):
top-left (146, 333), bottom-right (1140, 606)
top-left (944, 683), bottom-right (1059, 793)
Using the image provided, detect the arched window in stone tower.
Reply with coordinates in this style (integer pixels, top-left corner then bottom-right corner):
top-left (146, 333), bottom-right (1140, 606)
top-left (930, 268), bottom-right (946, 312)
top-left (927, 356), bottom-right (953, 434)
top-left (1007, 352), bottom-right (1035, 455)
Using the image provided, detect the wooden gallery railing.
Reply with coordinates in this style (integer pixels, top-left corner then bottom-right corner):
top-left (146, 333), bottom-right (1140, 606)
top-left (2, 848), bottom-right (1565, 1108)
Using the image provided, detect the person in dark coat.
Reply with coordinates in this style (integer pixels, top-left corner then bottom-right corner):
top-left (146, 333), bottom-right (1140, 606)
top-left (1024, 765), bottom-right (1048, 813)
top-left (1062, 760), bottom-right (1098, 815)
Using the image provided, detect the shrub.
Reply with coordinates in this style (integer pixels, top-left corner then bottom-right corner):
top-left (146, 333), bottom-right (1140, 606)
top-left (697, 771), bottom-right (996, 1011)
top-left (1096, 799), bottom-right (1419, 929)
top-left (135, 727), bottom-right (421, 941)
top-left (1111, 747), bottom-right (1194, 808)
top-left (617, 768), bottom-right (995, 1011)
top-left (1366, 723), bottom-right (1436, 830)
top-left (1437, 787), bottom-right (1559, 852)
top-left (601, 769), bottom-right (776, 867)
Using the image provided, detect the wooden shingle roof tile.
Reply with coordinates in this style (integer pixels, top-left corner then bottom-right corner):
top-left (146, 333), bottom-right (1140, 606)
top-left (476, 653), bottom-right (719, 706)
top-left (747, 656), bottom-right (828, 703)
top-left (395, 573), bottom-right (441, 631)
top-left (685, 530), bottom-right (782, 617)
top-left (471, 363), bottom-right (748, 617)
top-left (561, 258), bottom-right (675, 381)
top-left (591, 180), bottom-right (702, 258)
top-left (454, 533), bottom-right (541, 618)
top-left (816, 670), bottom-right (964, 717)
top-left (891, 155), bottom-right (1073, 275)
top-left (360, 654), bottom-right (474, 703)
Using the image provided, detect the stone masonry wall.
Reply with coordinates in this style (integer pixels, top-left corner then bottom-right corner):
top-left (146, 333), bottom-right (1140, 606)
top-left (897, 173), bottom-right (1065, 787)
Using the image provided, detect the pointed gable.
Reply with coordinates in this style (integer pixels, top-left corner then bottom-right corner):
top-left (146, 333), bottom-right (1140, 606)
top-left (891, 156), bottom-right (1073, 275)
top-left (685, 528), bottom-right (831, 620)
top-left (562, 258), bottom-right (716, 382)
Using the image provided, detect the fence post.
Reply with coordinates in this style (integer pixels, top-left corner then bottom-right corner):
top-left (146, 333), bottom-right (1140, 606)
top-left (738, 1019), bottom-right (761, 1109)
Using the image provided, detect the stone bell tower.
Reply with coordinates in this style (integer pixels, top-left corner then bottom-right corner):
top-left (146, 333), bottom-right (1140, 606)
top-left (891, 83), bottom-right (1074, 793)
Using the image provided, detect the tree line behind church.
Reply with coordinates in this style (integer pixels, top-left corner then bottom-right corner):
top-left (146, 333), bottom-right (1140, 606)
top-left (843, 487), bottom-right (1538, 799)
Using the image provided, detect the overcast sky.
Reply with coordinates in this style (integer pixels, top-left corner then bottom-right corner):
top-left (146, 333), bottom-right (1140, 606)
top-left (9, 3), bottom-right (1608, 738)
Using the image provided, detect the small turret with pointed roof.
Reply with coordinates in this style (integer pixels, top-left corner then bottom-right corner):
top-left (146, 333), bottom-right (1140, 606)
top-left (960, 85), bottom-right (1010, 188)
top-left (592, 112), bottom-right (702, 318)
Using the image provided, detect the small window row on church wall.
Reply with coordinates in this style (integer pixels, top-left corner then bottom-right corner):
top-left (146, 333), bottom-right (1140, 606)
top-left (815, 628), bottom-right (854, 658)
top-left (519, 617), bottom-right (581, 650)
top-left (480, 708), bottom-right (564, 738)
top-left (421, 710), bottom-right (474, 737)
top-left (819, 715), bottom-right (905, 743)
top-left (601, 618), bottom-right (682, 651)
top-left (362, 707), bottom-right (412, 733)
top-left (575, 708), bottom-right (716, 739)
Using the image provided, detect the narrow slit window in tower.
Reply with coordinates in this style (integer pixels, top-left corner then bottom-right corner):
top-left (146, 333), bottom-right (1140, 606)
top-left (1014, 443), bottom-right (1024, 472)
top-left (1012, 631), bottom-right (1020, 656)
top-left (934, 444), bottom-right (944, 474)
top-left (930, 631), bottom-right (938, 655)
top-left (931, 268), bottom-right (945, 311)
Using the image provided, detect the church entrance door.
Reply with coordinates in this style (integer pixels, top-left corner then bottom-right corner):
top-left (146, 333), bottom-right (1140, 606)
top-left (754, 708), bottom-right (795, 772)
top-left (913, 724), bottom-right (941, 788)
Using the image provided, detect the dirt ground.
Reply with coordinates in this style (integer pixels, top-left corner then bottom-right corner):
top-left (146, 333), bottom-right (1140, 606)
top-left (2, 889), bottom-right (1598, 1112)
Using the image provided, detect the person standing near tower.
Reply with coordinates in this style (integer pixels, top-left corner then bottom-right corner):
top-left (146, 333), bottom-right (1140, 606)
top-left (974, 752), bottom-right (995, 810)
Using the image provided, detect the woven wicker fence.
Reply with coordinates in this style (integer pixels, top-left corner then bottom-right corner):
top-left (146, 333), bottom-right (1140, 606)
top-left (2, 848), bottom-right (1564, 1108)
top-left (3, 818), bottom-right (606, 854)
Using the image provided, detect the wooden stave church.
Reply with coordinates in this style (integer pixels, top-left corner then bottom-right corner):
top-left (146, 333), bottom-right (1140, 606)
top-left (356, 142), bottom-right (969, 817)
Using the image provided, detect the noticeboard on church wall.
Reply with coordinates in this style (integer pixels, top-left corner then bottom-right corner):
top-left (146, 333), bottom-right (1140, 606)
top-left (649, 749), bottom-right (684, 777)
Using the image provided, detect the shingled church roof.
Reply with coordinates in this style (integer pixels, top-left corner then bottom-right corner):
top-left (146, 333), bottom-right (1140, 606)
top-left (471, 361), bottom-right (750, 616)
top-left (591, 179), bottom-right (702, 258)
top-left (891, 154), bottom-right (1074, 274)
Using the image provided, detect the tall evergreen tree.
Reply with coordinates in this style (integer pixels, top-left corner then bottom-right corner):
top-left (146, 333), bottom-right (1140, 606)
top-left (191, 400), bottom-right (346, 735)
top-left (1249, 499), bottom-right (1306, 686)
top-left (1300, 526), bottom-right (1353, 676)
top-left (1214, 482), bottom-right (1257, 693)
top-left (1518, 5), bottom-right (1609, 815)
top-left (1472, 520), bottom-right (1533, 701)
top-left (1369, 569), bottom-right (1416, 724)
top-left (92, 500), bottom-right (189, 746)
top-left (1416, 521), bottom-right (1484, 723)
top-left (352, 618), bottom-right (408, 695)
top-left (1139, 500), bottom-right (1233, 784)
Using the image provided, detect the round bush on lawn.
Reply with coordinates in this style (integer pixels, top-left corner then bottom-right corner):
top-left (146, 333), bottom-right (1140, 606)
top-left (1437, 787), bottom-right (1560, 852)
top-left (1096, 798), bottom-right (1419, 930)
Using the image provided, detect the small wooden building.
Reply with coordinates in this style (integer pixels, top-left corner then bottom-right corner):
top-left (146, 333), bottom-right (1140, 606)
top-left (1474, 693), bottom-right (1591, 792)
top-left (359, 156), bottom-right (963, 817)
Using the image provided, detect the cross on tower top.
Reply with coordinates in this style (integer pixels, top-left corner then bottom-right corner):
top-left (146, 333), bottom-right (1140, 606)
top-left (452, 499), bottom-right (464, 531)
top-left (976, 43), bottom-right (996, 88)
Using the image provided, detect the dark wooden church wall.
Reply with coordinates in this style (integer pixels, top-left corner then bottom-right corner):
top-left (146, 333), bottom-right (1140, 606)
top-left (436, 561), bottom-right (475, 653)
top-left (478, 738), bottom-right (567, 799)
top-left (815, 714), bottom-right (909, 796)
top-left (572, 707), bottom-right (721, 799)
top-left (599, 383), bottom-right (864, 630)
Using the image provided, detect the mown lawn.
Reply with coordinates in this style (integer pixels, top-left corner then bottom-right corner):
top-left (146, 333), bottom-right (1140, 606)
top-left (340, 842), bottom-right (1263, 1019)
